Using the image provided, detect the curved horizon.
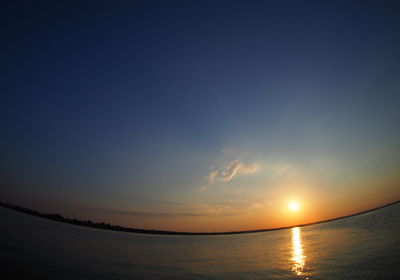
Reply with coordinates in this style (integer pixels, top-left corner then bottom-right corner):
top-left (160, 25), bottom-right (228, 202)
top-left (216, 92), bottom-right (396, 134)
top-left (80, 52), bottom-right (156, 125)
top-left (1, 200), bottom-right (398, 235)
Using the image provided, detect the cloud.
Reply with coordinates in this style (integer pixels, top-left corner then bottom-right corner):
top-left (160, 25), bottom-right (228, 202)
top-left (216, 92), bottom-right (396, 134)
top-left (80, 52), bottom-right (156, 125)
top-left (127, 198), bottom-right (187, 206)
top-left (239, 162), bottom-right (260, 174)
top-left (205, 153), bottom-right (260, 187)
top-left (99, 199), bottom-right (273, 219)
top-left (198, 203), bottom-right (247, 217)
top-left (206, 170), bottom-right (218, 184)
top-left (249, 203), bottom-right (265, 209)
top-left (95, 205), bottom-right (246, 218)
top-left (219, 160), bottom-right (241, 182)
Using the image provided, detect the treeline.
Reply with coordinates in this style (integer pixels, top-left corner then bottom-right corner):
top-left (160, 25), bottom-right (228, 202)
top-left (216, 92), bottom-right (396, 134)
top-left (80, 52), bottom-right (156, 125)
top-left (0, 201), bottom-right (200, 235)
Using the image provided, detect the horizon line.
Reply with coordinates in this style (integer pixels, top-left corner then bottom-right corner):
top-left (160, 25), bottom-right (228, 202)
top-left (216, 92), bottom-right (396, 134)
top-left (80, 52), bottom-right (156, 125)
top-left (0, 200), bottom-right (399, 236)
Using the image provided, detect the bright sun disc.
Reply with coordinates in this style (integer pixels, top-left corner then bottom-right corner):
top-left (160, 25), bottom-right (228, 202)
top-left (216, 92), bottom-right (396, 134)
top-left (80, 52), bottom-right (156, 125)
top-left (289, 201), bottom-right (299, 211)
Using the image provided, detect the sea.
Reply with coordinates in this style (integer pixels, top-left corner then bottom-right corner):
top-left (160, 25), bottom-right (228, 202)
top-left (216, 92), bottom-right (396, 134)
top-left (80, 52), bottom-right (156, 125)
top-left (0, 203), bottom-right (399, 279)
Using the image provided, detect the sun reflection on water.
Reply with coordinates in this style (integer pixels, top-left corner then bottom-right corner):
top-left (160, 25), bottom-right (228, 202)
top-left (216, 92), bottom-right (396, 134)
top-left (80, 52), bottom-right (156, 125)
top-left (291, 227), bottom-right (306, 275)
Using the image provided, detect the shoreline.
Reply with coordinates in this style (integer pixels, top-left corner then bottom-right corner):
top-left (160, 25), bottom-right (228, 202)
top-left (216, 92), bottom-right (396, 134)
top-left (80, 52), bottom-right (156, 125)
top-left (1, 200), bottom-right (398, 236)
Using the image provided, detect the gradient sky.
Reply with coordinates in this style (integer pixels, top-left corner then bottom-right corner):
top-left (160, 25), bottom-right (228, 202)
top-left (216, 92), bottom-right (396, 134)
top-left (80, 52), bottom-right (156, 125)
top-left (2, 0), bottom-right (400, 232)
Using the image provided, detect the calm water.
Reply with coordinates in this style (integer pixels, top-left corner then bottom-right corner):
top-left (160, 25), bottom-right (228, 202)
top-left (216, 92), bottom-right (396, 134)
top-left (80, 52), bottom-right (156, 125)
top-left (0, 204), bottom-right (399, 279)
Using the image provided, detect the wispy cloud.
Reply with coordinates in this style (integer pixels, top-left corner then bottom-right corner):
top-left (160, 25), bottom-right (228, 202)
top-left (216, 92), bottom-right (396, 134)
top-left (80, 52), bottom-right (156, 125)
top-left (215, 160), bottom-right (260, 183)
top-left (206, 170), bottom-right (218, 184)
top-left (203, 148), bottom-right (260, 189)
top-left (106, 209), bottom-right (203, 218)
top-left (95, 206), bottom-right (245, 218)
top-left (91, 198), bottom-right (274, 219)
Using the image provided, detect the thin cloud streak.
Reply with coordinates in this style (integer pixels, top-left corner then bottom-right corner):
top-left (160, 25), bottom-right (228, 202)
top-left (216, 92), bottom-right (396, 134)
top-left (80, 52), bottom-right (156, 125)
top-left (92, 205), bottom-right (247, 218)
top-left (206, 159), bottom-right (260, 184)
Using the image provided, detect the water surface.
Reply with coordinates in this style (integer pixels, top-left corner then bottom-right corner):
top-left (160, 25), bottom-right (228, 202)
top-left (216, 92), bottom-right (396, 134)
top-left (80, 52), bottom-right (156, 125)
top-left (0, 204), bottom-right (399, 279)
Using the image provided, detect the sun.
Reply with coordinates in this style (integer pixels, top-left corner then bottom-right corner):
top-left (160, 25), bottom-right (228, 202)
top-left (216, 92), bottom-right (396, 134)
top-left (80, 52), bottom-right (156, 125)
top-left (288, 201), bottom-right (299, 211)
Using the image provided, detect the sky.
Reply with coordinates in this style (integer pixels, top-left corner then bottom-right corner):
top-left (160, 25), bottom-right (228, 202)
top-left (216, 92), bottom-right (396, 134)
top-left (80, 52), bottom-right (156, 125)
top-left (1, 0), bottom-right (400, 232)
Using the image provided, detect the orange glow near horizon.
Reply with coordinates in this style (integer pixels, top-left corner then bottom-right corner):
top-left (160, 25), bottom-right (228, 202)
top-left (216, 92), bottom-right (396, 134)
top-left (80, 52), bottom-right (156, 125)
top-left (44, 187), bottom-right (399, 233)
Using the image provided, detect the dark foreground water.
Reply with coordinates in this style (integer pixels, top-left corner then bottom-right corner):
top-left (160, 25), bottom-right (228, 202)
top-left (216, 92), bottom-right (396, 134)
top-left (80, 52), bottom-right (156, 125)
top-left (0, 204), bottom-right (399, 280)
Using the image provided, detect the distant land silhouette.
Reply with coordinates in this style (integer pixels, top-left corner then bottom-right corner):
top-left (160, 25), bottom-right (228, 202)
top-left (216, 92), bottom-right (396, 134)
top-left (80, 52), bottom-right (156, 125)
top-left (0, 201), bottom-right (399, 235)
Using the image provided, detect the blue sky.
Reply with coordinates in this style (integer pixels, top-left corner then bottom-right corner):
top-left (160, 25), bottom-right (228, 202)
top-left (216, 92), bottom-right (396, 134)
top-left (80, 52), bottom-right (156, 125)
top-left (1, 0), bottom-right (400, 231)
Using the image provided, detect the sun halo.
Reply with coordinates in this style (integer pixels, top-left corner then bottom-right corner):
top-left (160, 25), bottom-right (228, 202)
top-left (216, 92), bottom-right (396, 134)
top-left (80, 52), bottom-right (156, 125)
top-left (288, 201), bottom-right (300, 211)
